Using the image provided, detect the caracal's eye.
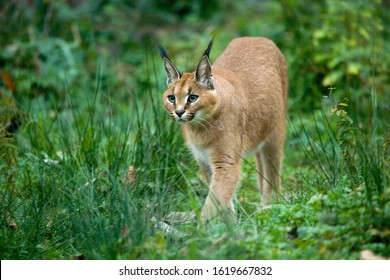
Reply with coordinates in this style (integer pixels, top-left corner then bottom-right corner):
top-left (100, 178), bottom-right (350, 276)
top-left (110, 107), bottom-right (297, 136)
top-left (188, 94), bottom-right (199, 103)
top-left (167, 95), bottom-right (176, 103)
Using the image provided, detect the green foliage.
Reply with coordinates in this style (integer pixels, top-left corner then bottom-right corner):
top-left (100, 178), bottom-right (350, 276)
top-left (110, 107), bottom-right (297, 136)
top-left (278, 0), bottom-right (389, 115)
top-left (1, 0), bottom-right (389, 260)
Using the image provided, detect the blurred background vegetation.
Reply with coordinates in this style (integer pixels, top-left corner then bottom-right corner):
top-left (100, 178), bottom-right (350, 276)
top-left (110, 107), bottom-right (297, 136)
top-left (1, 0), bottom-right (389, 259)
top-left (1, 0), bottom-right (389, 113)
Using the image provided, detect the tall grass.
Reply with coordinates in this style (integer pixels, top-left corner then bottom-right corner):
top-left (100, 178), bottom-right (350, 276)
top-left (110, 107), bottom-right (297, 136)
top-left (286, 98), bottom-right (389, 256)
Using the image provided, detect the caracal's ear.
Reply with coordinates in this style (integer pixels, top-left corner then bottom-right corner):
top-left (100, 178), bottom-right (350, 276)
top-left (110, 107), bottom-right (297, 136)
top-left (194, 39), bottom-right (214, 90)
top-left (158, 43), bottom-right (180, 86)
top-left (163, 58), bottom-right (180, 86)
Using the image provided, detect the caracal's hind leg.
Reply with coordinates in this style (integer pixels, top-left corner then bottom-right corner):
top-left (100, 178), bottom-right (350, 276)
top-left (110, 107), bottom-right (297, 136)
top-left (255, 152), bottom-right (265, 195)
top-left (259, 129), bottom-right (285, 207)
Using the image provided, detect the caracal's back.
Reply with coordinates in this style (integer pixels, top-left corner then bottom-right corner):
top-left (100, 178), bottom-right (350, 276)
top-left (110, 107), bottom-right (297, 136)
top-left (213, 37), bottom-right (288, 153)
top-left (214, 37), bottom-right (288, 102)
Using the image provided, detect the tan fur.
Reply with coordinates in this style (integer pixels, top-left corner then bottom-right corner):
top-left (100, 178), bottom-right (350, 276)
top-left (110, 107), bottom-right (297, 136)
top-left (161, 37), bottom-right (288, 221)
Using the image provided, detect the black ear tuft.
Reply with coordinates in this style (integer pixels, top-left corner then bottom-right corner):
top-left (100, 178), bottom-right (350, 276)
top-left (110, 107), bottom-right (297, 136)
top-left (158, 43), bottom-right (170, 60)
top-left (158, 43), bottom-right (182, 79)
top-left (202, 38), bottom-right (215, 58)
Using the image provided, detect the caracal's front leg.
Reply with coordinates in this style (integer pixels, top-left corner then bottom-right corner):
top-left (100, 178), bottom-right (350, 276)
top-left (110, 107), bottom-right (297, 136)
top-left (201, 153), bottom-right (241, 222)
top-left (197, 160), bottom-right (212, 186)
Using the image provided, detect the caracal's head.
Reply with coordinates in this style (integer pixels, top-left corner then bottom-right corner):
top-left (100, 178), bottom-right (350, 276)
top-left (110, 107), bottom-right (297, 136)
top-left (159, 40), bottom-right (219, 125)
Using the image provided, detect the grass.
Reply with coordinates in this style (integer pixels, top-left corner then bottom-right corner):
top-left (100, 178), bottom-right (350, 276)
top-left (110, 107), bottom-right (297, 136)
top-left (1, 56), bottom-right (389, 259)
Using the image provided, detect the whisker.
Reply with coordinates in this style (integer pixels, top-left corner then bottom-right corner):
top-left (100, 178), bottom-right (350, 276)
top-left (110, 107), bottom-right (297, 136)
top-left (193, 117), bottom-right (212, 136)
top-left (195, 115), bottom-right (212, 127)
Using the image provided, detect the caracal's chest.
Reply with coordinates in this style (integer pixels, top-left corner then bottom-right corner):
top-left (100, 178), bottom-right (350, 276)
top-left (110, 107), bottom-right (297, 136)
top-left (188, 143), bottom-right (211, 167)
